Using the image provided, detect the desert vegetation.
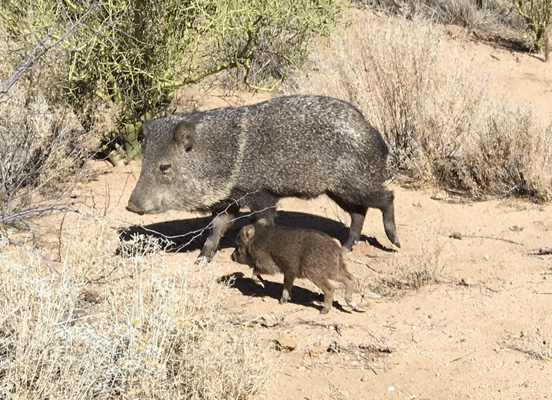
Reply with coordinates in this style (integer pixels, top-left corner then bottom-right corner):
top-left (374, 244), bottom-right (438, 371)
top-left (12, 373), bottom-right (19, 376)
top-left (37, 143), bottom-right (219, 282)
top-left (1, 0), bottom-right (552, 398)
top-left (285, 8), bottom-right (552, 200)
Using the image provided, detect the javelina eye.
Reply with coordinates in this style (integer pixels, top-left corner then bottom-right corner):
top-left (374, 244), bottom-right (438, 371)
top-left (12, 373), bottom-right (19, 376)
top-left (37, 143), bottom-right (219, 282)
top-left (159, 164), bottom-right (171, 173)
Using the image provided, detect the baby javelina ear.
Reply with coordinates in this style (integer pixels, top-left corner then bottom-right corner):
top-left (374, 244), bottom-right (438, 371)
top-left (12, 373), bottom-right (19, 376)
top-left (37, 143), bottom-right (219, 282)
top-left (231, 222), bottom-right (366, 314)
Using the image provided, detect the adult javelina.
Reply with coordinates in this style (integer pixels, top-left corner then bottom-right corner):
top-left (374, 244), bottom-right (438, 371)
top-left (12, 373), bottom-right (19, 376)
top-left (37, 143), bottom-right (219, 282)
top-left (231, 222), bottom-right (365, 314)
top-left (127, 95), bottom-right (400, 264)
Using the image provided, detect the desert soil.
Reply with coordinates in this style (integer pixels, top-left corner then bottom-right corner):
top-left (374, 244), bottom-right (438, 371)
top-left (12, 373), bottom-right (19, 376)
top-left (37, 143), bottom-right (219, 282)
top-left (34, 19), bottom-right (552, 400)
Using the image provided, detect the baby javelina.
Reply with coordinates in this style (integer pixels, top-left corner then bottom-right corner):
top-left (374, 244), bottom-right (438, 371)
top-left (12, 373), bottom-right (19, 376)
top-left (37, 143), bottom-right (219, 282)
top-left (231, 222), bottom-right (365, 314)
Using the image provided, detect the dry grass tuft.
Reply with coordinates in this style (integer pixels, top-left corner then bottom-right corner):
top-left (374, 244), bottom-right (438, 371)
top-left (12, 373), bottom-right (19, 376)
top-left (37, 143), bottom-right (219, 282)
top-left (285, 12), bottom-right (552, 201)
top-left (504, 328), bottom-right (552, 361)
top-left (355, 242), bottom-right (444, 298)
top-left (0, 216), bottom-right (276, 399)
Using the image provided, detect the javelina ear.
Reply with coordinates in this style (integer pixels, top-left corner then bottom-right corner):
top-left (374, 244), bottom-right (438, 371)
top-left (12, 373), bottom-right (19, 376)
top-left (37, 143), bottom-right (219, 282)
top-left (142, 120), bottom-right (151, 138)
top-left (173, 121), bottom-right (195, 152)
top-left (241, 224), bottom-right (256, 244)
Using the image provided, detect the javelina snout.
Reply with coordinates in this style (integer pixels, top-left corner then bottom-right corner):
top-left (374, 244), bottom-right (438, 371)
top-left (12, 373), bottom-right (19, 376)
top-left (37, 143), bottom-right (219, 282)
top-left (125, 201), bottom-right (145, 215)
top-left (232, 222), bottom-right (365, 314)
top-left (127, 95), bottom-right (400, 264)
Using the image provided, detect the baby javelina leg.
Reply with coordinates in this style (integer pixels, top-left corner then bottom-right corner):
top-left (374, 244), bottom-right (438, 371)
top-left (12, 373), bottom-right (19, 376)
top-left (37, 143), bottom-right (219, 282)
top-left (251, 268), bottom-right (265, 288)
top-left (337, 255), bottom-right (366, 312)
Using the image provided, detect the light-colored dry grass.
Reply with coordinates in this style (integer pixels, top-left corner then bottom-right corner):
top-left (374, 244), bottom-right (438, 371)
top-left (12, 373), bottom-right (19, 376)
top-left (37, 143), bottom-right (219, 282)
top-left (0, 21), bottom-right (117, 218)
top-left (285, 11), bottom-right (552, 201)
top-left (504, 328), bottom-right (552, 361)
top-left (0, 216), bottom-right (277, 399)
top-left (353, 240), bottom-right (445, 299)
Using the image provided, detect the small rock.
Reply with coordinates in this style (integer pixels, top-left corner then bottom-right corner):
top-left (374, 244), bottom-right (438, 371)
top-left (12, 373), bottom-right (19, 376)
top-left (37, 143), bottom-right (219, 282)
top-left (274, 333), bottom-right (297, 352)
top-left (327, 341), bottom-right (340, 354)
top-left (449, 232), bottom-right (463, 240)
top-left (259, 311), bottom-right (282, 327)
top-left (309, 346), bottom-right (326, 357)
top-left (431, 192), bottom-right (447, 201)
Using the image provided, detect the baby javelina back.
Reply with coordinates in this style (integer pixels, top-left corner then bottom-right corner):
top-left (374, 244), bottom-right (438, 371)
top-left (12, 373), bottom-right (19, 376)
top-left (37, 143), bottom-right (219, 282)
top-left (231, 222), bottom-right (365, 314)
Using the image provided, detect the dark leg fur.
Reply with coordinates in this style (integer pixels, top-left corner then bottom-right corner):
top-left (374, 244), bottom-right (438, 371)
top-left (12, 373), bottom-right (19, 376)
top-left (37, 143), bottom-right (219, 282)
top-left (329, 189), bottom-right (400, 250)
top-left (365, 189), bottom-right (400, 248)
top-left (327, 193), bottom-right (367, 251)
top-left (280, 274), bottom-right (295, 304)
top-left (245, 191), bottom-right (277, 225)
top-left (198, 202), bottom-right (240, 264)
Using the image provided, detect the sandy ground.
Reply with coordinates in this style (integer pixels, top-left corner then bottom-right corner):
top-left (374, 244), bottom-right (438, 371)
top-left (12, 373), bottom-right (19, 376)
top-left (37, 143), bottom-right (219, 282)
top-left (26, 16), bottom-right (552, 400)
top-left (85, 158), bottom-right (552, 400)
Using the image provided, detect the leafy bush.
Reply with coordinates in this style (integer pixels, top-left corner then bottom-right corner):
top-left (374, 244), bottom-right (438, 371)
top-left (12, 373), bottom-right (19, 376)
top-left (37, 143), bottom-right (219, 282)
top-left (512, 0), bottom-right (552, 59)
top-left (1, 0), bottom-right (345, 164)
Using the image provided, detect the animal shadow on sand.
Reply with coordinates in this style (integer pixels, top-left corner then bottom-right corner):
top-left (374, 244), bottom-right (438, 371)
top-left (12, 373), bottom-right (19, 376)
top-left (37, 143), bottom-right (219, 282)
top-left (118, 211), bottom-right (394, 255)
top-left (217, 272), bottom-right (350, 313)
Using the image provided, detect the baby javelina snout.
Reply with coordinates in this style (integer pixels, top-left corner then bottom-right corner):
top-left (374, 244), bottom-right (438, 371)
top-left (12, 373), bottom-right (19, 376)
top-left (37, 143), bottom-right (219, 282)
top-left (231, 222), bottom-right (365, 314)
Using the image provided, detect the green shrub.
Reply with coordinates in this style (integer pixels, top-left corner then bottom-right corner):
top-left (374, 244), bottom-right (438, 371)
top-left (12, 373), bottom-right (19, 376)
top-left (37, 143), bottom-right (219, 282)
top-left (1, 0), bottom-right (344, 164)
top-left (512, 0), bottom-right (551, 58)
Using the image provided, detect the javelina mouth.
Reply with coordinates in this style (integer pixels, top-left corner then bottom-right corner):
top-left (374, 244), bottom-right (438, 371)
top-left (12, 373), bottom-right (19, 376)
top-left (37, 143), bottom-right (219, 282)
top-left (126, 202), bottom-right (145, 215)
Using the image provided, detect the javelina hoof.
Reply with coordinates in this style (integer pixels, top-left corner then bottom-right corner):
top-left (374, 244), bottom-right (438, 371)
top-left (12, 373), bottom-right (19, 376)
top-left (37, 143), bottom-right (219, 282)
top-left (195, 256), bottom-right (210, 267)
top-left (280, 293), bottom-right (291, 304)
top-left (349, 302), bottom-right (366, 313)
top-left (345, 297), bottom-right (366, 312)
top-left (341, 245), bottom-right (352, 253)
top-left (320, 307), bottom-right (331, 315)
top-left (252, 276), bottom-right (265, 288)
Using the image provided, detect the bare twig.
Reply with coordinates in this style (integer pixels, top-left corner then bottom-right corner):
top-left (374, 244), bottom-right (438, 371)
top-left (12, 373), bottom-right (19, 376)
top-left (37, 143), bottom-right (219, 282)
top-left (346, 255), bottom-right (382, 273)
top-left (7, 238), bottom-right (62, 277)
top-left (448, 232), bottom-right (523, 246)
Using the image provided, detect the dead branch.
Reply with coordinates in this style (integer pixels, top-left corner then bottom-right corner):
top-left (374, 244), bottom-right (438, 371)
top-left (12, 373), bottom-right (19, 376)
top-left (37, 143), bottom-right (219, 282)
top-left (448, 232), bottom-right (523, 246)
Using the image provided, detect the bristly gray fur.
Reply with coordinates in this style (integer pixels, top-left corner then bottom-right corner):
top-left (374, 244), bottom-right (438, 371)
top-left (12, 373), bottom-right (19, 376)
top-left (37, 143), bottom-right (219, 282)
top-left (127, 95), bottom-right (400, 262)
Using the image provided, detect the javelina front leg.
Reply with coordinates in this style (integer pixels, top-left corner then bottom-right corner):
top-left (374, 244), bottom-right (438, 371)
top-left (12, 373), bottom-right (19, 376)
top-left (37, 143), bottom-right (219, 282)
top-left (280, 274), bottom-right (295, 304)
top-left (251, 268), bottom-right (265, 288)
top-left (197, 203), bottom-right (239, 265)
top-left (343, 210), bottom-right (367, 251)
top-left (327, 194), bottom-right (366, 251)
top-left (380, 197), bottom-right (400, 248)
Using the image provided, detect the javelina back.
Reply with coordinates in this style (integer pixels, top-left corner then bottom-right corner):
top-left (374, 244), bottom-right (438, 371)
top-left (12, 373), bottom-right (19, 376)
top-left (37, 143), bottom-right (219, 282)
top-left (231, 222), bottom-right (364, 314)
top-left (127, 95), bottom-right (400, 264)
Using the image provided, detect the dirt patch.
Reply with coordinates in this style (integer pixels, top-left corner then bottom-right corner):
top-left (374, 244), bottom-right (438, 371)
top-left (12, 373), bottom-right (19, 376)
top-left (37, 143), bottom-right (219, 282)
top-left (71, 156), bottom-right (551, 400)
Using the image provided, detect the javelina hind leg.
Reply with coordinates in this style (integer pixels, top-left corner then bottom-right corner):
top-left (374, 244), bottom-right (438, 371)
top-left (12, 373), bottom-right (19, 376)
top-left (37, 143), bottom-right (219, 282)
top-left (367, 190), bottom-right (400, 248)
top-left (309, 275), bottom-right (336, 314)
top-left (280, 274), bottom-right (295, 304)
top-left (328, 194), bottom-right (367, 251)
top-left (336, 261), bottom-right (365, 312)
top-left (197, 203), bottom-right (240, 265)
